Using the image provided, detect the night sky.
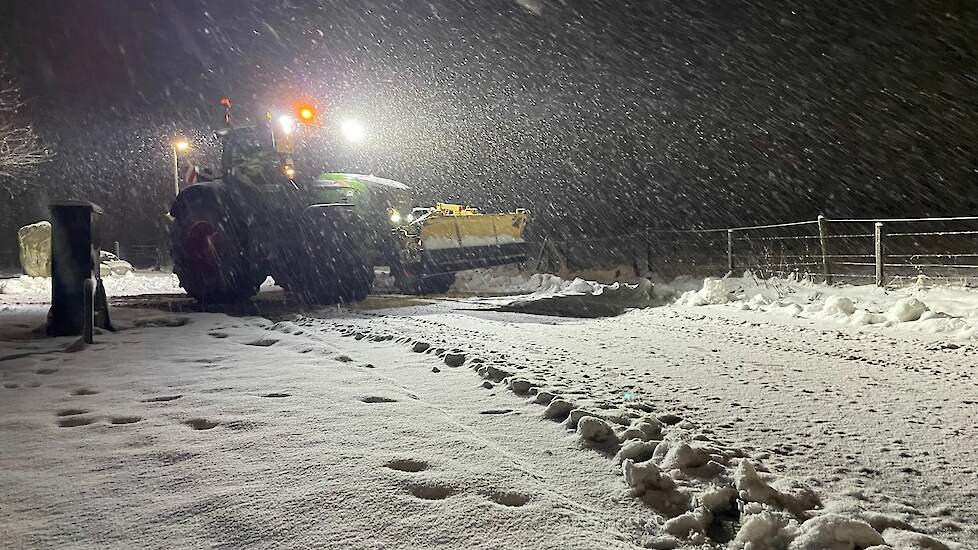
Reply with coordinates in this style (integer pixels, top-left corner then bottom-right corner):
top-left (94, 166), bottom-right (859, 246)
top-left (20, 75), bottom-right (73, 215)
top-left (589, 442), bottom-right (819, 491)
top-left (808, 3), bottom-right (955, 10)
top-left (1, 0), bottom-right (977, 246)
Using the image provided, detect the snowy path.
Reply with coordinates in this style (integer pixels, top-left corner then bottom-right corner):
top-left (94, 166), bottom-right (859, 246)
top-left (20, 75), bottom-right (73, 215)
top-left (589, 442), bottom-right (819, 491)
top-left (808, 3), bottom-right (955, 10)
top-left (312, 299), bottom-right (978, 545)
top-left (0, 308), bottom-right (647, 549)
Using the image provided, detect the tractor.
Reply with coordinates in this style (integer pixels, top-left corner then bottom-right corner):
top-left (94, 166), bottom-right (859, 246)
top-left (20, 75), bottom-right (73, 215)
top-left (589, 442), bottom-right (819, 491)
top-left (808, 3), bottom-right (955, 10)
top-left (168, 103), bottom-right (529, 304)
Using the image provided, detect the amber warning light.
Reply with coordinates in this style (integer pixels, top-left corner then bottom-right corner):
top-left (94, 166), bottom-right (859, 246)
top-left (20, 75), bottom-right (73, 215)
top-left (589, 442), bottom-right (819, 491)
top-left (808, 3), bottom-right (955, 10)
top-left (297, 105), bottom-right (316, 122)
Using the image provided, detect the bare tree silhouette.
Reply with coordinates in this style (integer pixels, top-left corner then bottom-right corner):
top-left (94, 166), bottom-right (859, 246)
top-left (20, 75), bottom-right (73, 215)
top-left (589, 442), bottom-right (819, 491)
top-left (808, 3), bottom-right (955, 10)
top-left (0, 60), bottom-right (50, 193)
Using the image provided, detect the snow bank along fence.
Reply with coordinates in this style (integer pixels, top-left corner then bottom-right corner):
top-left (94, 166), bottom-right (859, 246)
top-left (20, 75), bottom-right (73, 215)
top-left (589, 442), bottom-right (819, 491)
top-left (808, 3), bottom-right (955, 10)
top-left (543, 215), bottom-right (978, 286)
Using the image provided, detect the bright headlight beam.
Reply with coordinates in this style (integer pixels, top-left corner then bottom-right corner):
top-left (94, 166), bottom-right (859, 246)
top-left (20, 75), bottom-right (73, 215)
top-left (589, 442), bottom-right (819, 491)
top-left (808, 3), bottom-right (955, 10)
top-left (340, 118), bottom-right (366, 143)
top-left (278, 115), bottom-right (295, 135)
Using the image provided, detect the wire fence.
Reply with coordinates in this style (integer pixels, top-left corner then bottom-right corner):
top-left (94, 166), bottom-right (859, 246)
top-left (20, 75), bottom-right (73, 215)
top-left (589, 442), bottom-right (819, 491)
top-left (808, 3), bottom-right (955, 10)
top-left (0, 242), bottom-right (166, 273)
top-left (539, 215), bottom-right (978, 287)
top-left (5, 216), bottom-right (978, 287)
top-left (111, 242), bottom-right (166, 269)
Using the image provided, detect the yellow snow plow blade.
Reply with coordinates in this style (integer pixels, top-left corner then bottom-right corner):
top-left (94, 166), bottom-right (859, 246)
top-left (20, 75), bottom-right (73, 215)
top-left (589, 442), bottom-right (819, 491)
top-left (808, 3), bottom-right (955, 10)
top-left (420, 204), bottom-right (528, 250)
top-left (416, 204), bottom-right (530, 272)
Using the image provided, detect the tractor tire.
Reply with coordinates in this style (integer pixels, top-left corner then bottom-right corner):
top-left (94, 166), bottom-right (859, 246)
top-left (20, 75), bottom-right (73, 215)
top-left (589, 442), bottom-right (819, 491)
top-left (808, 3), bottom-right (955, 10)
top-left (171, 198), bottom-right (263, 303)
top-left (274, 208), bottom-right (374, 305)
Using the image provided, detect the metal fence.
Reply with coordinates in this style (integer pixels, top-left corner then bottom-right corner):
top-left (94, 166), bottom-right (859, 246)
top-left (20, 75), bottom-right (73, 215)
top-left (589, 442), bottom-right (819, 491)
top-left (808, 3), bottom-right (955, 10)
top-left (542, 215), bottom-right (978, 287)
top-left (111, 242), bottom-right (166, 269)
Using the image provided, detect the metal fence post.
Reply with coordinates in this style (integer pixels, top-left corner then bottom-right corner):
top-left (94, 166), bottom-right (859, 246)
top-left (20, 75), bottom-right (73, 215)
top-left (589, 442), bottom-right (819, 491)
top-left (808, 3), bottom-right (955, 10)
top-left (531, 237), bottom-right (549, 273)
top-left (114, 240), bottom-right (121, 258)
top-left (726, 229), bottom-right (734, 274)
top-left (875, 222), bottom-right (885, 287)
top-left (817, 215), bottom-right (831, 284)
top-left (646, 230), bottom-right (653, 275)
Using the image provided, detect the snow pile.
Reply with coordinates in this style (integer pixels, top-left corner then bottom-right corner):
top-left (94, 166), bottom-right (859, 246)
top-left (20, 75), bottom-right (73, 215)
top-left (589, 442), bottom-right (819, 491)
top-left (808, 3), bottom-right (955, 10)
top-left (675, 277), bottom-right (736, 306)
top-left (1, 273), bottom-right (279, 299)
top-left (498, 277), bottom-right (654, 318)
top-left (676, 273), bottom-right (978, 339)
top-left (0, 275), bottom-right (51, 295)
top-left (451, 266), bottom-right (658, 317)
top-left (452, 264), bottom-right (655, 295)
top-left (451, 266), bottom-right (535, 294)
top-left (0, 272), bottom-right (185, 297)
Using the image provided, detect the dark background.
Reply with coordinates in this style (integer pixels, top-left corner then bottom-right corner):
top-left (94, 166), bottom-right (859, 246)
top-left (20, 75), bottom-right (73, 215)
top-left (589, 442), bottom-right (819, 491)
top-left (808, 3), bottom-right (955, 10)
top-left (1, 0), bottom-right (976, 257)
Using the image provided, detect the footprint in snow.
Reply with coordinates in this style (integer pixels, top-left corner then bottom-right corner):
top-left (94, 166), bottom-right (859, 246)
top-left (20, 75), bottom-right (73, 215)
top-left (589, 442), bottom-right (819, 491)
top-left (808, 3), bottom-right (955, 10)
top-left (386, 459), bottom-right (429, 472)
top-left (184, 418), bottom-right (219, 430)
top-left (143, 394), bottom-right (182, 403)
top-left (110, 416), bottom-right (142, 425)
top-left (35, 368), bottom-right (58, 375)
top-left (72, 388), bottom-right (98, 396)
top-left (487, 490), bottom-right (530, 507)
top-left (407, 482), bottom-right (454, 500)
top-left (261, 393), bottom-right (291, 398)
top-left (58, 416), bottom-right (96, 428)
top-left (208, 332), bottom-right (229, 339)
top-left (479, 409), bottom-right (515, 415)
top-left (245, 338), bottom-right (279, 347)
top-left (57, 408), bottom-right (88, 417)
top-left (360, 396), bottom-right (398, 404)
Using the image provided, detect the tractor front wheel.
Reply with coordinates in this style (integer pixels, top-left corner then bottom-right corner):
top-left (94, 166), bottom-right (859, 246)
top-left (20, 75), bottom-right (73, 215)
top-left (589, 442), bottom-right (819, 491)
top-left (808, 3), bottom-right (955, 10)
top-left (273, 208), bottom-right (374, 305)
top-left (171, 199), bottom-right (263, 303)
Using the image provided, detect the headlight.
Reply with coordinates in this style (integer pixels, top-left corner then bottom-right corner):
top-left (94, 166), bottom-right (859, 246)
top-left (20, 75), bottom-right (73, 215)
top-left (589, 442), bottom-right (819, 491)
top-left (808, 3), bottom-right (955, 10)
top-left (389, 211), bottom-right (402, 224)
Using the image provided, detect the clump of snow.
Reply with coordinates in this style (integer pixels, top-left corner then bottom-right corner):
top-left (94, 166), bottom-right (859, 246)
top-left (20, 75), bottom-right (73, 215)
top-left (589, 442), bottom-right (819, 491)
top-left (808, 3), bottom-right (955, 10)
top-left (621, 457), bottom-right (689, 515)
top-left (677, 277), bottom-right (735, 306)
top-left (614, 439), bottom-right (659, 465)
top-left (662, 506), bottom-right (712, 538)
top-left (732, 511), bottom-right (799, 550)
top-left (788, 514), bottom-right (884, 550)
top-left (882, 528), bottom-right (955, 550)
top-left (735, 460), bottom-right (821, 517)
top-left (576, 416), bottom-right (617, 449)
top-left (886, 297), bottom-right (929, 323)
top-left (542, 398), bottom-right (574, 420)
top-left (623, 458), bottom-right (675, 494)
top-left (822, 295), bottom-right (855, 316)
top-left (620, 417), bottom-right (663, 442)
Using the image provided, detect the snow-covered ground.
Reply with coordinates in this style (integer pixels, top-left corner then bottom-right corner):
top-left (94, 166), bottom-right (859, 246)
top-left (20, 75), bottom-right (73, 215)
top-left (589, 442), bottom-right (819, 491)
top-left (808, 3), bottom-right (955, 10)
top-left (0, 272), bottom-right (279, 304)
top-left (311, 297), bottom-right (977, 549)
top-left (0, 272), bottom-right (185, 302)
top-left (2, 268), bottom-right (977, 548)
top-left (0, 305), bottom-right (651, 549)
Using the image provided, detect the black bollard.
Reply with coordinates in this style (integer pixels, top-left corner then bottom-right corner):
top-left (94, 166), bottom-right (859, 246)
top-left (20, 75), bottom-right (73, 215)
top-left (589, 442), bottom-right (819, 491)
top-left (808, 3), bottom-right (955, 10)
top-left (47, 201), bottom-right (112, 340)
